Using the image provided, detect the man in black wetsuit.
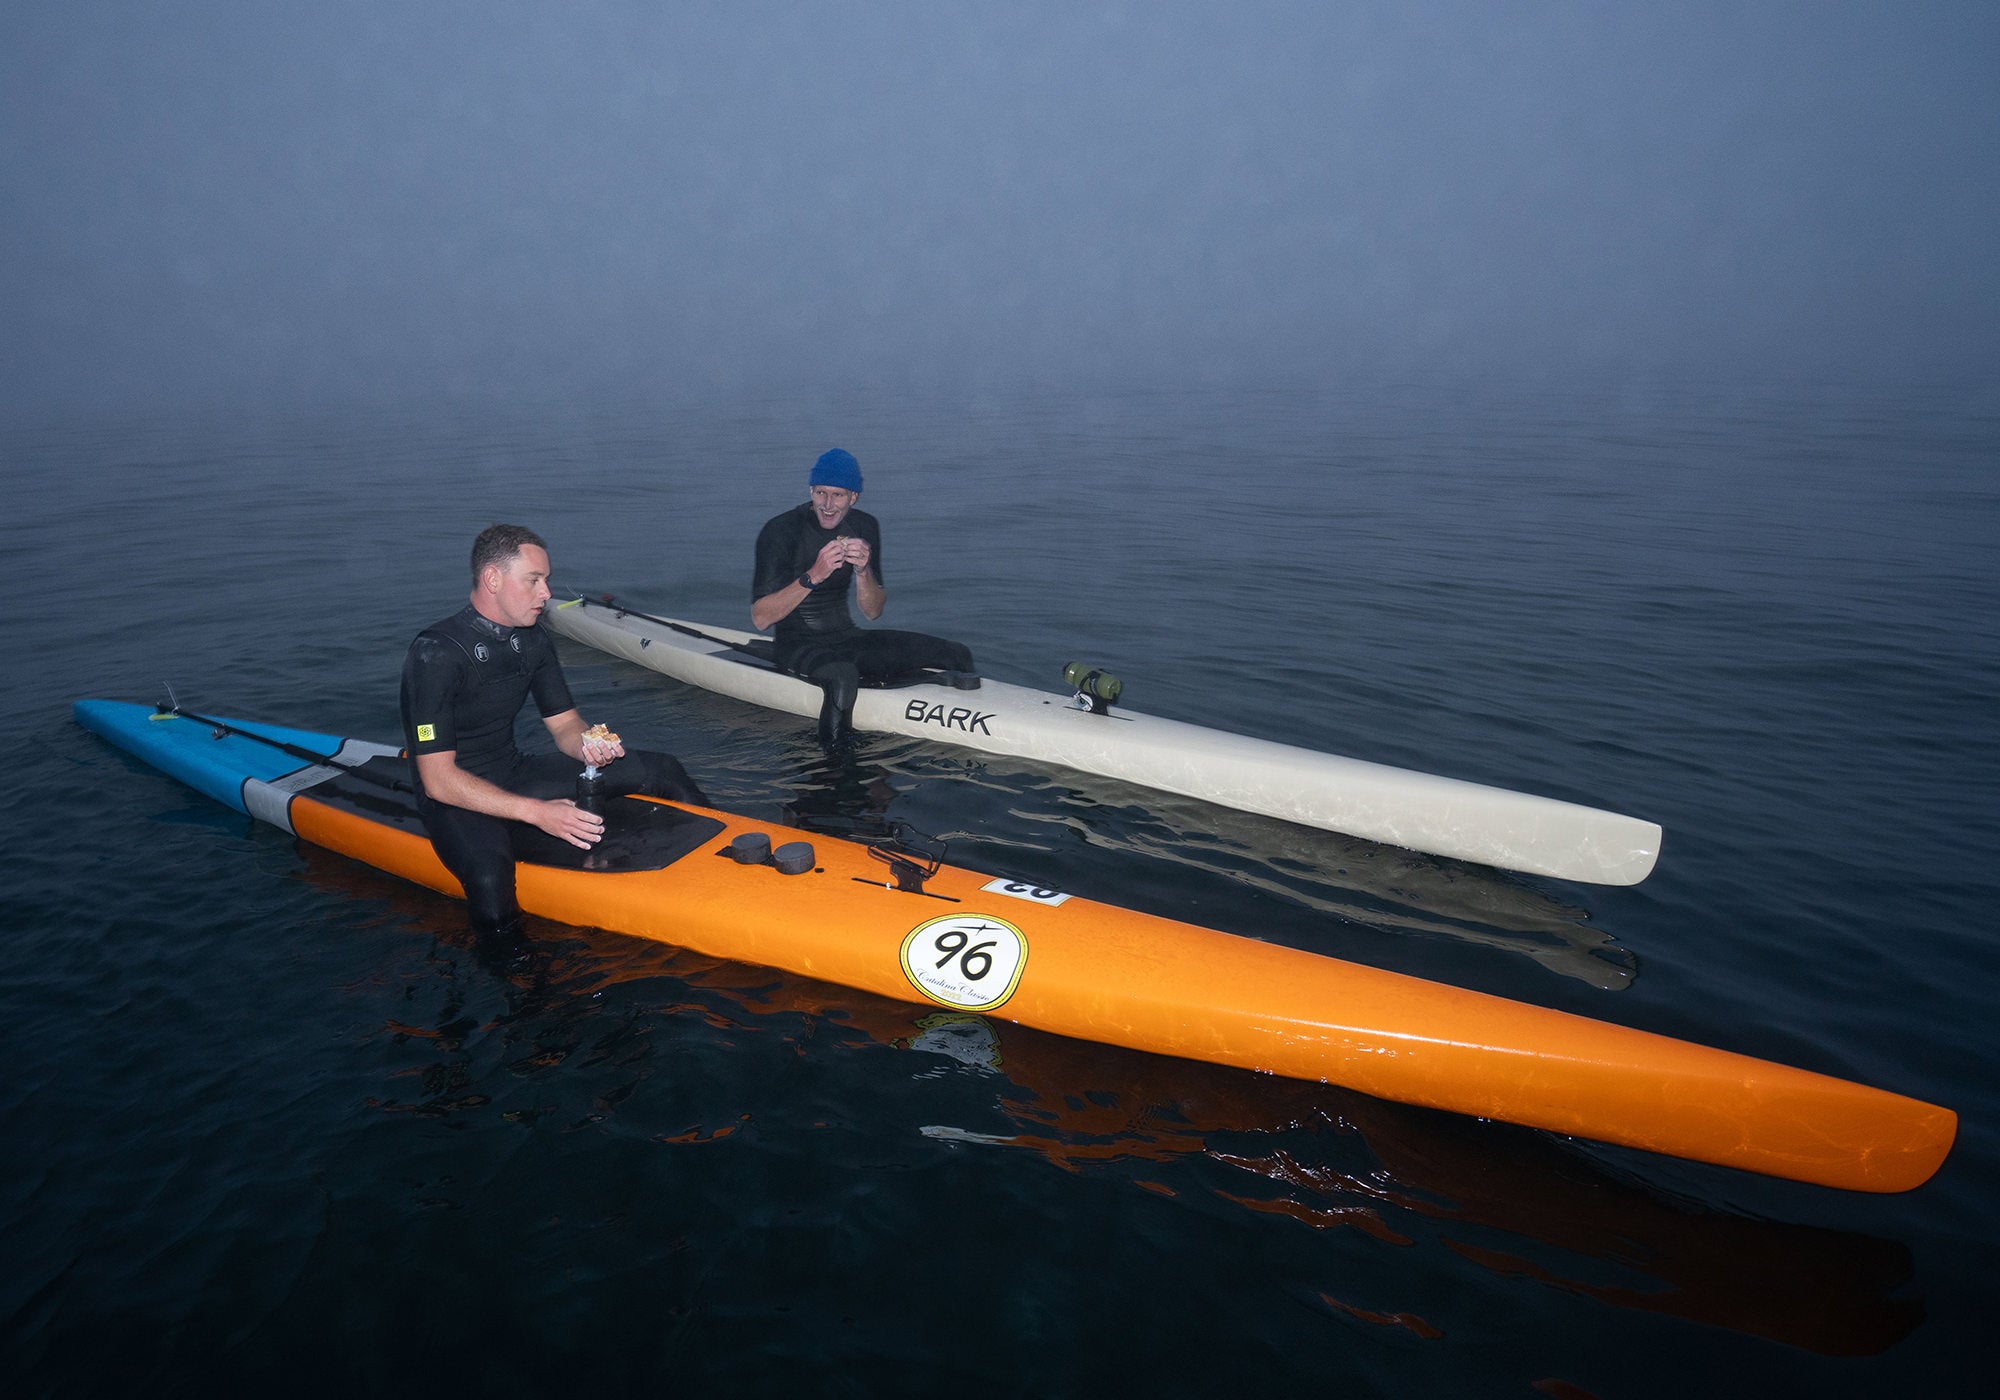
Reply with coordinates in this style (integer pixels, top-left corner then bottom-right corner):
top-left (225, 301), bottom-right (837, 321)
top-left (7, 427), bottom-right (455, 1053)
top-left (752, 448), bottom-right (978, 749)
top-left (400, 523), bottom-right (707, 945)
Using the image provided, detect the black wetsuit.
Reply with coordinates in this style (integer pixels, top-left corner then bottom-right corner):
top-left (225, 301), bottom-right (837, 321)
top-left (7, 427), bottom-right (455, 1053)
top-left (753, 501), bottom-right (976, 746)
top-left (399, 605), bottom-right (706, 938)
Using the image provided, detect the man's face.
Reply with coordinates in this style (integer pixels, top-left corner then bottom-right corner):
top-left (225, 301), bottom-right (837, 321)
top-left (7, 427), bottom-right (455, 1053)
top-left (811, 485), bottom-right (857, 531)
top-left (485, 544), bottom-right (553, 628)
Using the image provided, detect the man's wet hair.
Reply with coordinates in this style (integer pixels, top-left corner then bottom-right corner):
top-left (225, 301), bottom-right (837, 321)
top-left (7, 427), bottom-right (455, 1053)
top-left (471, 523), bottom-right (548, 583)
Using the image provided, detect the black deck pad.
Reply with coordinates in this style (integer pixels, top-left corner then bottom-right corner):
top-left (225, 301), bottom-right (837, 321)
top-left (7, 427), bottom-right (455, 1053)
top-left (316, 757), bottom-right (726, 874)
top-left (714, 648), bottom-right (956, 690)
top-left (510, 798), bottom-right (726, 873)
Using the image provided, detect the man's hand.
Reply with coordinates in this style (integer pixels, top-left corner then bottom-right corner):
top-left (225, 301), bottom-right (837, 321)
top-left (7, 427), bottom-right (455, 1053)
top-left (534, 797), bottom-right (605, 849)
top-left (811, 537), bottom-right (849, 582)
top-left (548, 711), bottom-right (624, 768)
top-left (579, 733), bottom-right (625, 768)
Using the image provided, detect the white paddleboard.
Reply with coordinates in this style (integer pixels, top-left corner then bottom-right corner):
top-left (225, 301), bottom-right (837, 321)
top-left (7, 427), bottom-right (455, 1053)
top-left (544, 596), bottom-right (1662, 885)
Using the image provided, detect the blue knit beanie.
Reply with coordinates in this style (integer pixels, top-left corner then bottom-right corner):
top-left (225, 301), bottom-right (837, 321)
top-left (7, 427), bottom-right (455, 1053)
top-left (809, 448), bottom-right (863, 493)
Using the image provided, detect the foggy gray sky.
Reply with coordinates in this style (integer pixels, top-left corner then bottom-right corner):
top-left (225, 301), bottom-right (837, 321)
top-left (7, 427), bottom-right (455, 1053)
top-left (4, 1), bottom-right (1996, 413)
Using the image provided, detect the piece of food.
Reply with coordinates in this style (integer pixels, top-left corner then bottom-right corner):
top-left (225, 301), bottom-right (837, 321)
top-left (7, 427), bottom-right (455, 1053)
top-left (582, 723), bottom-right (619, 744)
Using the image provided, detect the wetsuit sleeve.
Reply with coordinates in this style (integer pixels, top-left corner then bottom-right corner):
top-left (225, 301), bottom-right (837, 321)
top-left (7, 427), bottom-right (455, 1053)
top-left (859, 512), bottom-right (884, 583)
top-left (401, 633), bottom-right (468, 757)
top-left (526, 633), bottom-right (576, 719)
top-left (753, 512), bottom-right (803, 600)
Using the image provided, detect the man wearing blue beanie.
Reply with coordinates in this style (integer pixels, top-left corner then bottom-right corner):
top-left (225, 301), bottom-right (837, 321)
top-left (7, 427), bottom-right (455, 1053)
top-left (752, 448), bottom-right (978, 749)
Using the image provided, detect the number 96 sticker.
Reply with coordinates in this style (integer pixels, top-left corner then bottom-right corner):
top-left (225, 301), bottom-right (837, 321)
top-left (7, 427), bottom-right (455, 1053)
top-left (900, 915), bottom-right (1028, 1012)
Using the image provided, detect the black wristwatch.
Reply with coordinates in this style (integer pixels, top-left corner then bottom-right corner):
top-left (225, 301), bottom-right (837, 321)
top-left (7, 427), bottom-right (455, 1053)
top-left (797, 571), bottom-right (819, 591)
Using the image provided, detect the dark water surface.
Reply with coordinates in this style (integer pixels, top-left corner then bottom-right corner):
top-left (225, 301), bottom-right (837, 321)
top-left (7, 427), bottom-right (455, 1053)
top-left (5, 380), bottom-right (1995, 1395)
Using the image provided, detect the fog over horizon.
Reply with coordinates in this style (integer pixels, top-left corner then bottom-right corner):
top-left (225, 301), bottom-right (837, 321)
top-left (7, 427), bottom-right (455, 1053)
top-left (5, 1), bottom-right (1997, 416)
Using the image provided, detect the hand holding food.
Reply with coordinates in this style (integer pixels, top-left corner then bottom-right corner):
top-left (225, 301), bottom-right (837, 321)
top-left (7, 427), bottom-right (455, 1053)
top-left (813, 537), bottom-right (849, 579)
top-left (579, 721), bottom-right (623, 770)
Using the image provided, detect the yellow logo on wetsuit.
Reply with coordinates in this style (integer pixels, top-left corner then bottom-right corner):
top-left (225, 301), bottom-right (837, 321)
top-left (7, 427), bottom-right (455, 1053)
top-left (416, 724), bottom-right (435, 742)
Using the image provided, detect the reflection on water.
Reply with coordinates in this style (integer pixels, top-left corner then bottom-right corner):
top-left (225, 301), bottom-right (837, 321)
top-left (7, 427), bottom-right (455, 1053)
top-left (916, 1032), bottom-right (1920, 1357)
top-left (897, 1013), bottom-right (1919, 1359)
top-left (777, 753), bottom-right (904, 841)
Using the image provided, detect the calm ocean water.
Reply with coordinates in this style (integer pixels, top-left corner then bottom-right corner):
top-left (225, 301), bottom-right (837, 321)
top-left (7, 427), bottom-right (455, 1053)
top-left (4, 378), bottom-right (1995, 1395)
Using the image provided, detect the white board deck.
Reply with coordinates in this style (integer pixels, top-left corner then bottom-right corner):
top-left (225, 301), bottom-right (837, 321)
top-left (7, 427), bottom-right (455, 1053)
top-left (544, 597), bottom-right (1662, 886)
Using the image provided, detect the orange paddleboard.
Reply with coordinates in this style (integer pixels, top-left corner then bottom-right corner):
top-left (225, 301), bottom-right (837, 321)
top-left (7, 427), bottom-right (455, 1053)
top-left (74, 699), bottom-right (1957, 1192)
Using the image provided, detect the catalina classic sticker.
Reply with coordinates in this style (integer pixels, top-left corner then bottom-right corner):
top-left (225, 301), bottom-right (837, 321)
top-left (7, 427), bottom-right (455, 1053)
top-left (900, 914), bottom-right (1028, 1012)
